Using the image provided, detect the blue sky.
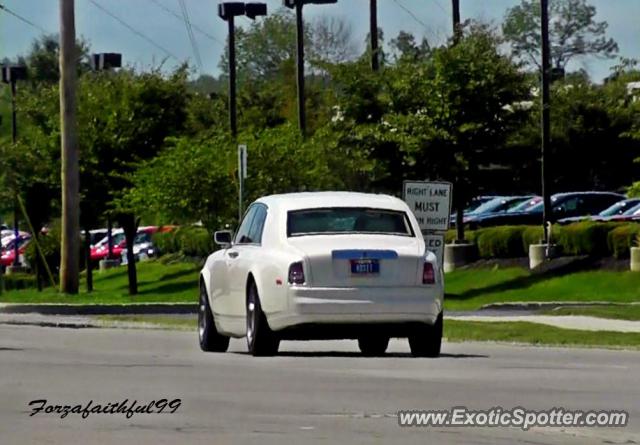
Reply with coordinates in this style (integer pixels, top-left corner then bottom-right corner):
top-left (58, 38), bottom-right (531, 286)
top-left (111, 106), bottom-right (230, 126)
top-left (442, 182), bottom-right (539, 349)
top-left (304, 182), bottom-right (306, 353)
top-left (1, 0), bottom-right (638, 81)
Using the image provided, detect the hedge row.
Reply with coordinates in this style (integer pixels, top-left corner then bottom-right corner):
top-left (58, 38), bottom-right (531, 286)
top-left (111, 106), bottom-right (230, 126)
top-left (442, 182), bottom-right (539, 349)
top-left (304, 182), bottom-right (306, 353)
top-left (153, 226), bottom-right (214, 258)
top-left (444, 222), bottom-right (640, 259)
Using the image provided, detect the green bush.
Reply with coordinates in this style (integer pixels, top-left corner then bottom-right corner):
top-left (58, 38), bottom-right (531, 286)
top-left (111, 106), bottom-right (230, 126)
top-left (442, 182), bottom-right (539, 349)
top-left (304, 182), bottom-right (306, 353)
top-left (24, 221), bottom-right (62, 275)
top-left (474, 226), bottom-right (528, 258)
top-left (175, 227), bottom-right (214, 258)
top-left (153, 226), bottom-right (214, 259)
top-left (607, 224), bottom-right (640, 259)
top-left (153, 231), bottom-right (180, 255)
top-left (521, 226), bottom-right (544, 252)
top-left (554, 221), bottom-right (618, 256)
top-left (2, 273), bottom-right (37, 291)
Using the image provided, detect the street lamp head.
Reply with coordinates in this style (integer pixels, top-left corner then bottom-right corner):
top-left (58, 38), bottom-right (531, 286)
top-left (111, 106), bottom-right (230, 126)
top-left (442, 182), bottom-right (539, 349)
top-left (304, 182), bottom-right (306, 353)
top-left (284, 0), bottom-right (337, 8)
top-left (1, 66), bottom-right (27, 84)
top-left (218, 2), bottom-right (245, 20)
top-left (91, 53), bottom-right (122, 71)
top-left (245, 3), bottom-right (267, 19)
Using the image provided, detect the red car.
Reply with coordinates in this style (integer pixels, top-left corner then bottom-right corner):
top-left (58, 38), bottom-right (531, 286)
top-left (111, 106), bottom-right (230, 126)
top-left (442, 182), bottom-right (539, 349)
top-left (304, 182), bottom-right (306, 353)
top-left (0, 236), bottom-right (31, 267)
top-left (90, 227), bottom-right (160, 262)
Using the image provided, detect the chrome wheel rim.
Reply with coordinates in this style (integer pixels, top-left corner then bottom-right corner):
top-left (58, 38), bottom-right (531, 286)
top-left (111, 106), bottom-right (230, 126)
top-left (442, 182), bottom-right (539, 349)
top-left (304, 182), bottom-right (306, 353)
top-left (198, 290), bottom-right (206, 341)
top-left (246, 290), bottom-right (256, 346)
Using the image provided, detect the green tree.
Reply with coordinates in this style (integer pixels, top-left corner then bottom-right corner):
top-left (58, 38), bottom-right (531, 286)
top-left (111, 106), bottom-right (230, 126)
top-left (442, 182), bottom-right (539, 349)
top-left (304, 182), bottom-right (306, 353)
top-left (503, 0), bottom-right (618, 69)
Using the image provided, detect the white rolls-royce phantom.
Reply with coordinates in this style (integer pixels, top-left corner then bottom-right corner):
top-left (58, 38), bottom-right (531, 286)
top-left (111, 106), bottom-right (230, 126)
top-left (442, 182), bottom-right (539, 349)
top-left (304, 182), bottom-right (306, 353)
top-left (198, 192), bottom-right (444, 357)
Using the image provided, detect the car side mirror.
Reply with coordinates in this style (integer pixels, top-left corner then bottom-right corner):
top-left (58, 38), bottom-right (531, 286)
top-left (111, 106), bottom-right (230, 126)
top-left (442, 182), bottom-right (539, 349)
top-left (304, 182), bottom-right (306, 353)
top-left (214, 230), bottom-right (233, 247)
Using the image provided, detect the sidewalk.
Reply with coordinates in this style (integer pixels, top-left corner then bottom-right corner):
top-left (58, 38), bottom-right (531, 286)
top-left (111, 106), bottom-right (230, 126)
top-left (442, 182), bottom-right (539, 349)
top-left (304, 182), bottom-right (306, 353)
top-left (447, 314), bottom-right (640, 333)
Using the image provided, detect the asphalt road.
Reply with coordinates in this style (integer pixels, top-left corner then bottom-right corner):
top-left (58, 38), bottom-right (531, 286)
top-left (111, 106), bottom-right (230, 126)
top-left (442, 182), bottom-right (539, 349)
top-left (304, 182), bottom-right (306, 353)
top-left (0, 324), bottom-right (638, 445)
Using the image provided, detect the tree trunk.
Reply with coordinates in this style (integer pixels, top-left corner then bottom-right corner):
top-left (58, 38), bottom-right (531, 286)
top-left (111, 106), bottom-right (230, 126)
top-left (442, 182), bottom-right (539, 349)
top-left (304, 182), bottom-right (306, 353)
top-left (119, 214), bottom-right (139, 296)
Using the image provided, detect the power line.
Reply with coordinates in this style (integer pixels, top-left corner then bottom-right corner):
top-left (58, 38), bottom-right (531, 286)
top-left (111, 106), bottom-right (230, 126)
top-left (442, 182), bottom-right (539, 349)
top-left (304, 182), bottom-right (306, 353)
top-left (0, 3), bottom-right (48, 34)
top-left (433, 0), bottom-right (449, 16)
top-left (147, 0), bottom-right (224, 47)
top-left (177, 0), bottom-right (203, 70)
top-left (88, 0), bottom-right (179, 60)
top-left (391, 0), bottom-right (430, 30)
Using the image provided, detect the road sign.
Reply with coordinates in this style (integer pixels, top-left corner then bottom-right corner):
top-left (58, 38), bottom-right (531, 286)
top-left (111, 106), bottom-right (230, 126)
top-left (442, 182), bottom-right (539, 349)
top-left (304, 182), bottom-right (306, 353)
top-left (424, 233), bottom-right (445, 269)
top-left (238, 144), bottom-right (247, 180)
top-left (403, 181), bottom-right (453, 232)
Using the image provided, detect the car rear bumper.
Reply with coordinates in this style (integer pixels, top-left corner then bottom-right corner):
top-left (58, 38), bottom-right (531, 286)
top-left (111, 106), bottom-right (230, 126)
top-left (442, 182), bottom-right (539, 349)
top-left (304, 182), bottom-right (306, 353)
top-left (267, 285), bottom-right (443, 332)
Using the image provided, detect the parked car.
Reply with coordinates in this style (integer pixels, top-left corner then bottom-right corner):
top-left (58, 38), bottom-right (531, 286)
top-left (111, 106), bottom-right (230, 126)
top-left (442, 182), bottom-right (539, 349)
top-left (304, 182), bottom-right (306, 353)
top-left (90, 229), bottom-right (126, 262)
top-left (607, 202), bottom-right (640, 222)
top-left (199, 192), bottom-right (444, 357)
top-left (81, 229), bottom-right (109, 247)
top-left (91, 226), bottom-right (161, 263)
top-left (120, 226), bottom-right (175, 264)
top-left (470, 192), bottom-right (626, 228)
top-left (463, 196), bottom-right (535, 228)
top-left (0, 235), bottom-right (31, 267)
top-left (558, 198), bottom-right (640, 224)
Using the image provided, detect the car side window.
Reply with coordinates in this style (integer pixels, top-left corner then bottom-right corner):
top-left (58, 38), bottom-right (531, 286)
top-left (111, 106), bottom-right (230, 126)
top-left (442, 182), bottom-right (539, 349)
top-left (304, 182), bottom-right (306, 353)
top-left (234, 206), bottom-right (258, 244)
top-left (247, 205), bottom-right (268, 245)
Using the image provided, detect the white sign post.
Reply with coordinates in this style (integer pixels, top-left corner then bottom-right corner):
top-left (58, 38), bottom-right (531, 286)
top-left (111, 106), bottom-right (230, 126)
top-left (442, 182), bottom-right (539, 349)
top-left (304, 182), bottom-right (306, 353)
top-left (403, 181), bottom-right (453, 269)
top-left (424, 234), bottom-right (445, 269)
top-left (238, 144), bottom-right (247, 221)
top-left (403, 181), bottom-right (453, 232)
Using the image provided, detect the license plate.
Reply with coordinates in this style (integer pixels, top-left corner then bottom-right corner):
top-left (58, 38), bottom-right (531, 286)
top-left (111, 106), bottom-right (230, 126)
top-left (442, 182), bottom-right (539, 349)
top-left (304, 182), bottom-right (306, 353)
top-left (350, 259), bottom-right (380, 275)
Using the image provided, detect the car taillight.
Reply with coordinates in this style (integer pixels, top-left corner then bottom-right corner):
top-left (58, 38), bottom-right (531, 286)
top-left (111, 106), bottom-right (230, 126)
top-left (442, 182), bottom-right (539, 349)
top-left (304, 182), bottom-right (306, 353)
top-left (422, 262), bottom-right (435, 284)
top-left (288, 261), bottom-right (305, 285)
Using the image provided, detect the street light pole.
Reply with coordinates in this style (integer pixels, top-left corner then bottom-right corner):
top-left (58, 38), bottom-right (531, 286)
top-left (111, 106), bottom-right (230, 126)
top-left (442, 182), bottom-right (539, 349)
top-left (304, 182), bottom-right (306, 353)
top-left (540, 0), bottom-right (552, 247)
top-left (228, 15), bottom-right (238, 138)
top-left (370, 0), bottom-right (379, 72)
top-left (284, 0), bottom-right (337, 136)
top-left (2, 65), bottom-right (27, 269)
top-left (10, 80), bottom-right (19, 267)
top-left (452, 0), bottom-right (461, 43)
top-left (219, 2), bottom-right (267, 139)
top-left (294, 1), bottom-right (306, 136)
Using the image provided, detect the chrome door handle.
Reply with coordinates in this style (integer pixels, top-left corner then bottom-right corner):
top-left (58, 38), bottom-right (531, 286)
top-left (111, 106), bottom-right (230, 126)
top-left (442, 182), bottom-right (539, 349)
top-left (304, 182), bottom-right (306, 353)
top-left (227, 251), bottom-right (239, 259)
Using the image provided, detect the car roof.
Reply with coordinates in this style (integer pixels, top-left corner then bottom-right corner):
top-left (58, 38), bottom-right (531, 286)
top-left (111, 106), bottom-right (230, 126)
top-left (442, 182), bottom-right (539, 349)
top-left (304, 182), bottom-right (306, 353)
top-left (552, 191), bottom-right (626, 199)
top-left (255, 192), bottom-right (409, 212)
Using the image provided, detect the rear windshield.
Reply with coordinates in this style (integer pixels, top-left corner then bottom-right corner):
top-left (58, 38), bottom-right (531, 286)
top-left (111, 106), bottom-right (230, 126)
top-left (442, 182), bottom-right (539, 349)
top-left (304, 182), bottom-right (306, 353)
top-left (287, 208), bottom-right (414, 237)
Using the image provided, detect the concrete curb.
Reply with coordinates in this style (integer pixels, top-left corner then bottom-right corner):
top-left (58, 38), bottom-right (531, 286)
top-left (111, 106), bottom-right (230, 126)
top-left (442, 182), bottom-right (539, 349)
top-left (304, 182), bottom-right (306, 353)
top-left (480, 301), bottom-right (640, 311)
top-left (0, 303), bottom-right (197, 315)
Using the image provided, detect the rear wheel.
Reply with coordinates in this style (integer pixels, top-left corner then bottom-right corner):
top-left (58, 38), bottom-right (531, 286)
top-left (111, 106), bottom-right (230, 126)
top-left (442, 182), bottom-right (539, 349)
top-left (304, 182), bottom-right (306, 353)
top-left (358, 336), bottom-right (390, 357)
top-left (198, 283), bottom-right (230, 352)
top-left (408, 312), bottom-right (443, 358)
top-left (246, 282), bottom-right (280, 356)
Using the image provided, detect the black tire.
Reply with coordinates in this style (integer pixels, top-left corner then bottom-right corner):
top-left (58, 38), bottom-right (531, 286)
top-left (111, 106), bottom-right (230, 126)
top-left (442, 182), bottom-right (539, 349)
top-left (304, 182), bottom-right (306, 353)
top-left (408, 312), bottom-right (443, 358)
top-left (198, 282), bottom-right (230, 352)
top-left (358, 336), bottom-right (390, 357)
top-left (246, 281), bottom-right (280, 356)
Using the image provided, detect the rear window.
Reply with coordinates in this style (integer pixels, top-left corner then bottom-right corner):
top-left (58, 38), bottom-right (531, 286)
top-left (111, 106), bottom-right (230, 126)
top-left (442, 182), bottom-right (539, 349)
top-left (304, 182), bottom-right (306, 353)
top-left (287, 208), bottom-right (414, 237)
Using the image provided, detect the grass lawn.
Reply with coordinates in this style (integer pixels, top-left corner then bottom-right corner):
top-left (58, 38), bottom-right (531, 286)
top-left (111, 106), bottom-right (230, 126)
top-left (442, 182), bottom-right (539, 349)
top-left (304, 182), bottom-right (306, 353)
top-left (445, 267), bottom-right (640, 311)
top-left (0, 261), bottom-right (200, 304)
top-left (444, 320), bottom-right (640, 349)
top-left (97, 315), bottom-right (196, 330)
top-left (541, 305), bottom-right (640, 321)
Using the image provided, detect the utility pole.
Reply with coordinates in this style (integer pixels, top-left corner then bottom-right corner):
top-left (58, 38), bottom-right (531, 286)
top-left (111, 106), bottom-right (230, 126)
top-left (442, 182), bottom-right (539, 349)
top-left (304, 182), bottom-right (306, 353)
top-left (59, 0), bottom-right (80, 294)
top-left (452, 0), bottom-right (461, 43)
top-left (370, 0), bottom-right (379, 71)
top-left (540, 0), bottom-right (552, 246)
